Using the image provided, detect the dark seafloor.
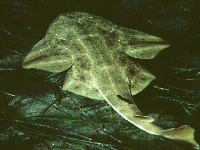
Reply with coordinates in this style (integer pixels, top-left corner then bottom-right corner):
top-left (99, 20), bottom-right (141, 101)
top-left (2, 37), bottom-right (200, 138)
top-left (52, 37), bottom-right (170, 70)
top-left (0, 0), bottom-right (199, 150)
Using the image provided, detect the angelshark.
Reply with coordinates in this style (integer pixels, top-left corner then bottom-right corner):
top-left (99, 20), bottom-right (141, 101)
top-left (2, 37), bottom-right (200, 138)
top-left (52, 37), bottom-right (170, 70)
top-left (23, 12), bottom-right (199, 149)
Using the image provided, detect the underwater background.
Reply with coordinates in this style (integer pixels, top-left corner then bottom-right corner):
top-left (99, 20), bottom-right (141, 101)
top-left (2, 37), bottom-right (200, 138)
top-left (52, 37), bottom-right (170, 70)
top-left (0, 0), bottom-right (199, 149)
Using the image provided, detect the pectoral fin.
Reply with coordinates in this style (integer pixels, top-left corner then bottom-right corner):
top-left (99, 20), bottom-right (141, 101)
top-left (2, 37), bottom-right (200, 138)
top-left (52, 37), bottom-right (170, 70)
top-left (119, 28), bottom-right (170, 59)
top-left (23, 38), bottom-right (73, 73)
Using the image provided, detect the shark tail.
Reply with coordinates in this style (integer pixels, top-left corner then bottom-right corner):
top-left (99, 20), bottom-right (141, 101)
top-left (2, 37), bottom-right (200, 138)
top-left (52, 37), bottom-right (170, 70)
top-left (162, 125), bottom-right (199, 149)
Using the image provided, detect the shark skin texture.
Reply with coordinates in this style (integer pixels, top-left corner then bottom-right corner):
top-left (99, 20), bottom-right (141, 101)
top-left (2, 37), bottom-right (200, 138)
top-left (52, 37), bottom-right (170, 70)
top-left (23, 12), bottom-right (199, 149)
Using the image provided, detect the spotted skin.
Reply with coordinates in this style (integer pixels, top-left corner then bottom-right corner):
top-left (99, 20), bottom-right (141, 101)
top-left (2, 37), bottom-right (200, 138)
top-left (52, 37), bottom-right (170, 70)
top-left (23, 12), bottom-right (199, 149)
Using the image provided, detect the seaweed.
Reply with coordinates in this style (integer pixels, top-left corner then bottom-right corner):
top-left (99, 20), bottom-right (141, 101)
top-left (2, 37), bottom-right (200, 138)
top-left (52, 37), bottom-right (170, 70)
top-left (0, 0), bottom-right (199, 149)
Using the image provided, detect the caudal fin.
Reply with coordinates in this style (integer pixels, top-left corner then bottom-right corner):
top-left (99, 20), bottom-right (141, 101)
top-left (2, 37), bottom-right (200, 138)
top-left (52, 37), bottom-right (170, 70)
top-left (162, 125), bottom-right (199, 149)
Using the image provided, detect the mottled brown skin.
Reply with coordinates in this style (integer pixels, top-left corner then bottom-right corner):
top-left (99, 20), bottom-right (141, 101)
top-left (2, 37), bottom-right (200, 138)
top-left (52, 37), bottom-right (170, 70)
top-left (23, 12), bottom-right (199, 149)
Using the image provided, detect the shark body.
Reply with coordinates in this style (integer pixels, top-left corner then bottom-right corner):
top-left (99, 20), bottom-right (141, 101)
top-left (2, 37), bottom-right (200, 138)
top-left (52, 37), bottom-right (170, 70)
top-left (23, 12), bottom-right (199, 149)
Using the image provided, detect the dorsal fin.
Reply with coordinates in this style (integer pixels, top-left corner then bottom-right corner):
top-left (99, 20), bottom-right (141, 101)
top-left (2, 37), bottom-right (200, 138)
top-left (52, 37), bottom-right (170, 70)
top-left (134, 115), bottom-right (154, 122)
